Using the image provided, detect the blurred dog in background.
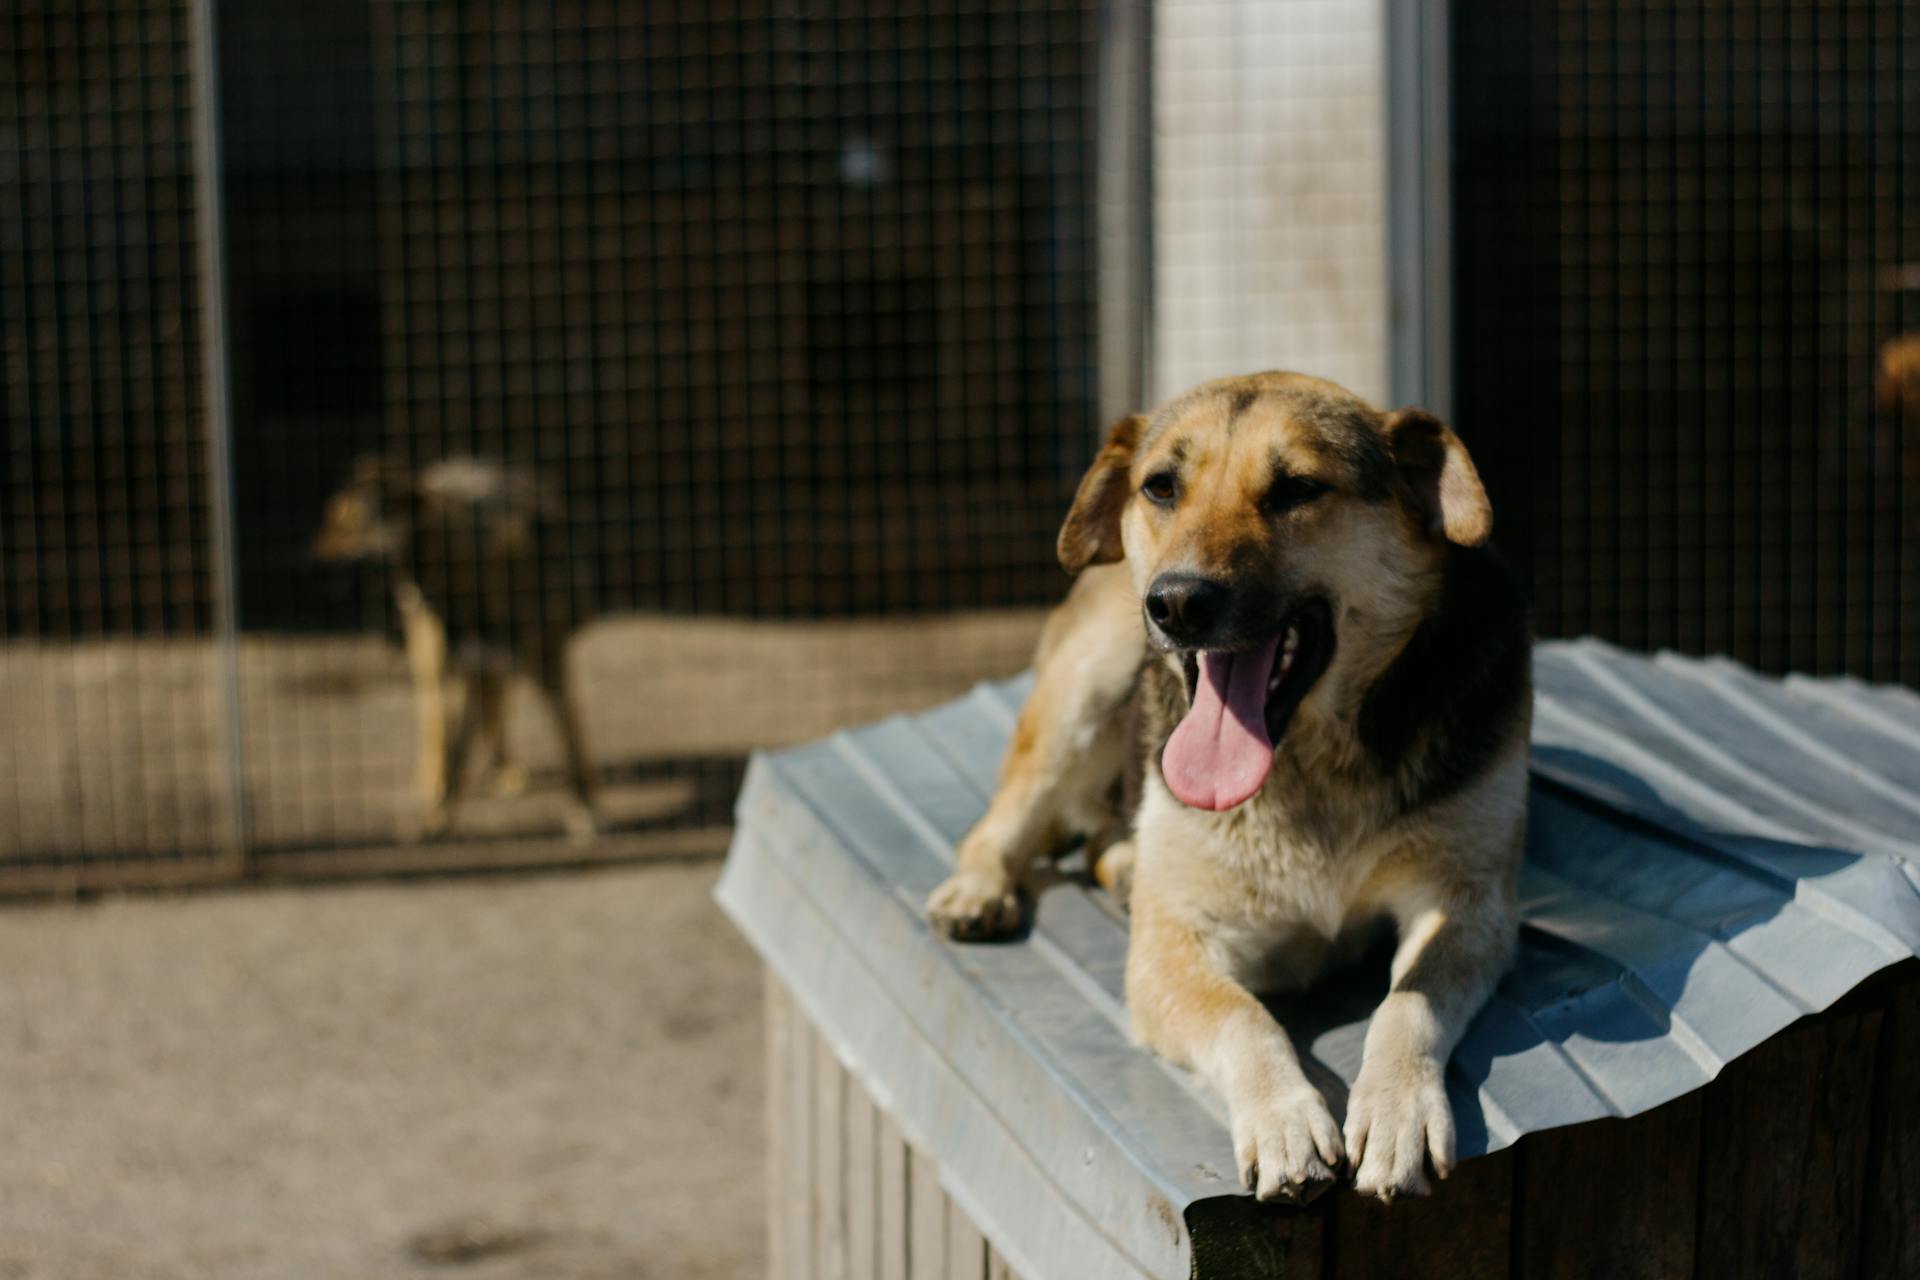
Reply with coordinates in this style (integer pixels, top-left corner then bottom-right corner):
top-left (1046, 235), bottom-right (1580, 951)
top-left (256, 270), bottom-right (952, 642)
top-left (313, 456), bottom-right (599, 841)
top-left (1876, 332), bottom-right (1920, 483)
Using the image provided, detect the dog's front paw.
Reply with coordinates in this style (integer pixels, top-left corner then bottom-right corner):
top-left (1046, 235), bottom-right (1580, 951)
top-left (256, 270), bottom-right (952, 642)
top-left (926, 869), bottom-right (1022, 941)
top-left (399, 804), bottom-right (452, 843)
top-left (1231, 1087), bottom-right (1344, 1203)
top-left (1344, 1057), bottom-right (1454, 1201)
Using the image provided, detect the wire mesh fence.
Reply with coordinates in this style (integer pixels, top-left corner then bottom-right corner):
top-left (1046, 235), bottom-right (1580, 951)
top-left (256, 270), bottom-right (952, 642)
top-left (3, 0), bottom-right (1099, 888)
top-left (1, 0), bottom-right (241, 880)
top-left (1453, 0), bottom-right (1920, 685)
top-left (4, 0), bottom-right (1917, 891)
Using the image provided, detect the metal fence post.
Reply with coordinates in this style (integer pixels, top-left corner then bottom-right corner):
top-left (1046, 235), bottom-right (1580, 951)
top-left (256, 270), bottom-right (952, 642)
top-left (1385, 0), bottom-right (1451, 419)
top-left (189, 0), bottom-right (250, 870)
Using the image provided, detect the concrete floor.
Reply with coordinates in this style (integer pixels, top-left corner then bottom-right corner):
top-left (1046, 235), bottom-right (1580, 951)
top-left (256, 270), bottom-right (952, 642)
top-left (0, 862), bottom-right (764, 1280)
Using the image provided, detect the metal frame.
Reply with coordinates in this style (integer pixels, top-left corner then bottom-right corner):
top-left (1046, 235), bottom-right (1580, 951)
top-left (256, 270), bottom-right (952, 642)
top-left (1097, 0), bottom-right (1154, 428)
top-left (189, 0), bottom-right (250, 866)
top-left (1385, 0), bottom-right (1451, 416)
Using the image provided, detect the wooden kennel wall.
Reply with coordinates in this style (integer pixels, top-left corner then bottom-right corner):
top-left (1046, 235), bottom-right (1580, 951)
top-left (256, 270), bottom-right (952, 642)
top-left (762, 967), bottom-right (1919, 1280)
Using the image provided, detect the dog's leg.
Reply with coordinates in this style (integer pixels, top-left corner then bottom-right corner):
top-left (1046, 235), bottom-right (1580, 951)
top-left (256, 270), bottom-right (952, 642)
top-left (1089, 835), bottom-right (1136, 908)
top-left (927, 564), bottom-right (1142, 940)
top-left (536, 644), bottom-right (599, 842)
top-left (1343, 867), bottom-right (1519, 1201)
top-left (400, 587), bottom-right (450, 832)
top-left (1126, 892), bottom-right (1344, 1202)
top-left (428, 670), bottom-right (486, 836)
top-left (476, 670), bottom-right (526, 797)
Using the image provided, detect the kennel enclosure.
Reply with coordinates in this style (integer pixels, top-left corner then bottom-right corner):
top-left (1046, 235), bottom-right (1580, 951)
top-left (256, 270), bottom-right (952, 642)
top-left (6, 0), bottom-right (1919, 889)
top-left (3, 0), bottom-right (1104, 888)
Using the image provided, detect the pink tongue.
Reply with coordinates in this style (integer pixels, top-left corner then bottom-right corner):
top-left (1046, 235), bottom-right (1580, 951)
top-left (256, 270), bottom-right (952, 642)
top-left (1162, 637), bottom-right (1281, 811)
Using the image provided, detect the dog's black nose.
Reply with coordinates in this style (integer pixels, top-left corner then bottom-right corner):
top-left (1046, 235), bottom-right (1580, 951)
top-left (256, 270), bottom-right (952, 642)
top-left (1145, 573), bottom-right (1228, 645)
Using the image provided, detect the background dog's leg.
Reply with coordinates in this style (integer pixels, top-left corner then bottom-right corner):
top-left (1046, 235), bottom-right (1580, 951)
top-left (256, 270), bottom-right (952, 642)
top-left (476, 670), bottom-right (526, 797)
top-left (401, 590), bottom-right (450, 834)
top-left (926, 564), bottom-right (1142, 940)
top-left (536, 646), bottom-right (599, 843)
top-left (1126, 892), bottom-right (1344, 1203)
top-left (1343, 865), bottom-right (1520, 1201)
top-left (428, 671), bottom-right (486, 837)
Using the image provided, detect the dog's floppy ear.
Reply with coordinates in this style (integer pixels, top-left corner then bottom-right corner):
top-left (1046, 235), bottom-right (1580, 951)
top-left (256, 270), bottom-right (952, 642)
top-left (1384, 408), bottom-right (1492, 547)
top-left (1057, 414), bottom-right (1144, 574)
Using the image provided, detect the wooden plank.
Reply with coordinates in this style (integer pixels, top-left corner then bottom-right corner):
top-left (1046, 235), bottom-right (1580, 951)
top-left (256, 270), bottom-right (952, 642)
top-left (879, 1112), bottom-right (910, 1280)
top-left (0, 823), bottom-right (727, 900)
top-left (0, 853), bottom-right (243, 899)
top-left (909, 1147), bottom-right (948, 1280)
top-left (817, 1035), bottom-right (851, 1280)
top-left (789, 1005), bottom-right (817, 1280)
top-left (946, 1198), bottom-right (987, 1280)
top-left (1329, 1146), bottom-right (1513, 1280)
top-left (766, 973), bottom-right (793, 1280)
top-left (1182, 1197), bottom-right (1324, 1279)
top-left (1861, 968), bottom-right (1920, 1279)
top-left (847, 1078), bottom-right (880, 1280)
top-left (1518, 1092), bottom-right (1703, 1280)
top-left (247, 825), bottom-right (731, 883)
top-left (1697, 1001), bottom-right (1885, 1279)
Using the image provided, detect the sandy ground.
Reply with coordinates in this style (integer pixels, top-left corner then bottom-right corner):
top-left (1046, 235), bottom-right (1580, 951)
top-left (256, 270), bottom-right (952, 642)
top-left (0, 862), bottom-right (765, 1280)
top-left (1, 610), bottom-right (1045, 864)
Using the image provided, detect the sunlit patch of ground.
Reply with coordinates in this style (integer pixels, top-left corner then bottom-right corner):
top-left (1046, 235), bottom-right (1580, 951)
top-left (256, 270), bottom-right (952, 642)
top-left (0, 609), bottom-right (1045, 866)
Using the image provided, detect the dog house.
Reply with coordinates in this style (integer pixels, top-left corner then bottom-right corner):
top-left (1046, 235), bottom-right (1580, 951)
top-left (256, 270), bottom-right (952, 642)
top-left (716, 639), bottom-right (1920, 1279)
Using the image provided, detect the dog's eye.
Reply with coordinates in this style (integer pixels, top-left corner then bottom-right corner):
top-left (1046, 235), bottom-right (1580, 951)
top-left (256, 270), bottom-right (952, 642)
top-left (1141, 471), bottom-right (1179, 507)
top-left (1264, 475), bottom-right (1331, 515)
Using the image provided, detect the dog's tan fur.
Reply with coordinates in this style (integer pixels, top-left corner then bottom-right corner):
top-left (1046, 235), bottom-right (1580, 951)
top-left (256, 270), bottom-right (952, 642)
top-left (927, 372), bottom-right (1530, 1203)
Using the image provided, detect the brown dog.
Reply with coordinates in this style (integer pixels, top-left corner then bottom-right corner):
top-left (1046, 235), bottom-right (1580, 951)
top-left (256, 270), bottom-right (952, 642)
top-left (313, 456), bottom-right (600, 842)
top-left (927, 372), bottom-right (1530, 1203)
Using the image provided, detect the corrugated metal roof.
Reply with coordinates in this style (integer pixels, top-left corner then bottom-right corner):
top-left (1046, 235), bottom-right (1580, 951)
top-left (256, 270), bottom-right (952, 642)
top-left (715, 639), bottom-right (1920, 1280)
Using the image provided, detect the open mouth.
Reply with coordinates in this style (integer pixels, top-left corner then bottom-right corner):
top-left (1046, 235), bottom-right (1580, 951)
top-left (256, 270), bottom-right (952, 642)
top-left (1163, 601), bottom-right (1333, 812)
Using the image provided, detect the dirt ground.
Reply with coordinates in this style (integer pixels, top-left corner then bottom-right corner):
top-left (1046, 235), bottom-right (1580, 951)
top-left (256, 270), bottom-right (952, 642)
top-left (0, 862), bottom-right (765, 1280)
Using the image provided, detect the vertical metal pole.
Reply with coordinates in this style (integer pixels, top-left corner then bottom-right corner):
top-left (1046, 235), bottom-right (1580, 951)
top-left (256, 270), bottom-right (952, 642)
top-left (1386, 0), bottom-right (1452, 417)
top-left (1097, 0), bottom-right (1153, 426)
top-left (189, 0), bottom-right (250, 866)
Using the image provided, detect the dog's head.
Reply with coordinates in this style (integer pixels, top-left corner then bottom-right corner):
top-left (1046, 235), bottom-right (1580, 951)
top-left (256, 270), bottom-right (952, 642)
top-left (1058, 371), bottom-right (1492, 812)
top-left (310, 456), bottom-right (413, 563)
